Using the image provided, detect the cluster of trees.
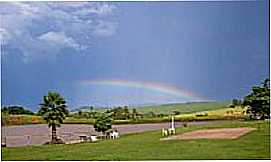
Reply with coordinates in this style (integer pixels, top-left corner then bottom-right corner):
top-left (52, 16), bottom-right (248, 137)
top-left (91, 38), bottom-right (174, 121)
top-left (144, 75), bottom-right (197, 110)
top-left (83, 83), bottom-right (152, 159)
top-left (1, 106), bottom-right (34, 115)
top-left (74, 110), bottom-right (98, 119)
top-left (74, 106), bottom-right (168, 120)
top-left (243, 79), bottom-right (270, 120)
top-left (229, 99), bottom-right (242, 108)
top-left (228, 79), bottom-right (270, 120)
top-left (105, 106), bottom-right (143, 120)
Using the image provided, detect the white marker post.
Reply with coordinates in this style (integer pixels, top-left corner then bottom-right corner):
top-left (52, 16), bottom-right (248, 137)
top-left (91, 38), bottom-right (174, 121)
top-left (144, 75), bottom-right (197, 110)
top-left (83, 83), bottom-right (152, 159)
top-left (171, 115), bottom-right (174, 129)
top-left (171, 113), bottom-right (175, 134)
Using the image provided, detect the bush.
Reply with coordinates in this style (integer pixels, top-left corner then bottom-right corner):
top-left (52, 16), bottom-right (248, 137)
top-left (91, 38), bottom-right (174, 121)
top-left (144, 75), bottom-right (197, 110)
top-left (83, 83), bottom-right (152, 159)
top-left (94, 113), bottom-right (113, 134)
top-left (243, 115), bottom-right (255, 121)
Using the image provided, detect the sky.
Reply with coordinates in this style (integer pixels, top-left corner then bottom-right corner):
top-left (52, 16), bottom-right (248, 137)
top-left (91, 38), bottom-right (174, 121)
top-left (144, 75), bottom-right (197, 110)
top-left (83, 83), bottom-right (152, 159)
top-left (0, 1), bottom-right (269, 111)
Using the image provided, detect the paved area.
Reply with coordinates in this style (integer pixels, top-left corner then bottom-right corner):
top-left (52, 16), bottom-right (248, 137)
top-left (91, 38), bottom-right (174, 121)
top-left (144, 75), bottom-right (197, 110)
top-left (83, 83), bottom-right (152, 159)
top-left (2, 121), bottom-right (224, 147)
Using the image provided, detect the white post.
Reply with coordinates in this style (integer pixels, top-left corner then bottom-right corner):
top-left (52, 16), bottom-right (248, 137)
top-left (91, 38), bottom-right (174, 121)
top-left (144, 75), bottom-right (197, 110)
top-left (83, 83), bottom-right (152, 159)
top-left (171, 115), bottom-right (174, 129)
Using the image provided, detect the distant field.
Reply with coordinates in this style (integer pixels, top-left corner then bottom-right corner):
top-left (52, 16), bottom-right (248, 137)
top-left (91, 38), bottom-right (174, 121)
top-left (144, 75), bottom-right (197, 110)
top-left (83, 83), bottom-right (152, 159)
top-left (175, 106), bottom-right (247, 121)
top-left (1, 114), bottom-right (44, 126)
top-left (131, 101), bottom-right (231, 114)
top-left (91, 101), bottom-right (231, 115)
top-left (2, 120), bottom-right (270, 160)
top-left (2, 102), bottom-right (241, 126)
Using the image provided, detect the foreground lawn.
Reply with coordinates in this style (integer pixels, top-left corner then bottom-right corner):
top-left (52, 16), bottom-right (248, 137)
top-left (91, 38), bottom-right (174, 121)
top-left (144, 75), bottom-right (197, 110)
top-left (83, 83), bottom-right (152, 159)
top-left (2, 120), bottom-right (270, 160)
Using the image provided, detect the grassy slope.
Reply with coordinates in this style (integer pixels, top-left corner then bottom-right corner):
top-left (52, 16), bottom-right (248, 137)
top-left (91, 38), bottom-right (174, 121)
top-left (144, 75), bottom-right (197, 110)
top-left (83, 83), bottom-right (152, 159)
top-left (174, 106), bottom-right (246, 121)
top-left (92, 101), bottom-right (230, 115)
top-left (2, 120), bottom-right (270, 160)
top-left (131, 101), bottom-right (230, 114)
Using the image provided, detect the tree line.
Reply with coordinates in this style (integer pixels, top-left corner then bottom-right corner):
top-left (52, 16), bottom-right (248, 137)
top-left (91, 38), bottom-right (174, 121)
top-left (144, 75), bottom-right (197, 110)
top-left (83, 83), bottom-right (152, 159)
top-left (1, 106), bottom-right (34, 115)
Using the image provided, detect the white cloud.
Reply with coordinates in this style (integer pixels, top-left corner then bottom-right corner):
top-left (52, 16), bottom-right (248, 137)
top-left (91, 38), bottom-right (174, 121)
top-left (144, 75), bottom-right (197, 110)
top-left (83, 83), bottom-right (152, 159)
top-left (0, 2), bottom-right (118, 61)
top-left (67, 2), bottom-right (117, 17)
top-left (38, 31), bottom-right (82, 50)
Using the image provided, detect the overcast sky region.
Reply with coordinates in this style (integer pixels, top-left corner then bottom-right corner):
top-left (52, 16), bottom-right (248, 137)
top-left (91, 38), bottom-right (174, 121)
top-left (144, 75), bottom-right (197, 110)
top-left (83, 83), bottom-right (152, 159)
top-left (0, 1), bottom-right (269, 111)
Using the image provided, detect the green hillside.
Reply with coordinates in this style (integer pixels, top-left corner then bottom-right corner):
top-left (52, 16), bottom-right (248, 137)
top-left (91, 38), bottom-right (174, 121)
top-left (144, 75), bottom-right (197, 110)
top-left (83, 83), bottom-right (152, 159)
top-left (130, 101), bottom-right (231, 114)
top-left (88, 101), bottom-right (231, 115)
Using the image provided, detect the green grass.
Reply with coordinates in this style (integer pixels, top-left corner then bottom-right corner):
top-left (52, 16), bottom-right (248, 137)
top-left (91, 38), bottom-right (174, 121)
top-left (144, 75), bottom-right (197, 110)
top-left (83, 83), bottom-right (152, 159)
top-left (63, 117), bottom-right (95, 124)
top-left (175, 106), bottom-right (247, 121)
top-left (82, 101), bottom-right (231, 115)
top-left (2, 120), bottom-right (270, 160)
top-left (131, 101), bottom-right (230, 114)
top-left (64, 117), bottom-right (170, 125)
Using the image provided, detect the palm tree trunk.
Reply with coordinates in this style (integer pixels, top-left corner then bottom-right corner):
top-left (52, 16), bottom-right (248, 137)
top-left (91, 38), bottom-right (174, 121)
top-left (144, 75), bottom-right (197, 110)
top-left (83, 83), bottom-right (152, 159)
top-left (51, 123), bottom-right (57, 143)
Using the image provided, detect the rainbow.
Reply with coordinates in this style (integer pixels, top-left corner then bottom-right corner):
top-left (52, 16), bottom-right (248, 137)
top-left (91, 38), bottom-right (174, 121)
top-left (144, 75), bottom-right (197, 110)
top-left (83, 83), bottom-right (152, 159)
top-left (80, 79), bottom-right (206, 100)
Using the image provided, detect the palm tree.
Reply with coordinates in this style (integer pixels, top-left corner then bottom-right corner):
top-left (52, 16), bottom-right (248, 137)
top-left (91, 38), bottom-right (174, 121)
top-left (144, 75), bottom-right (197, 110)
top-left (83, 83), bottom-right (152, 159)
top-left (38, 92), bottom-right (69, 143)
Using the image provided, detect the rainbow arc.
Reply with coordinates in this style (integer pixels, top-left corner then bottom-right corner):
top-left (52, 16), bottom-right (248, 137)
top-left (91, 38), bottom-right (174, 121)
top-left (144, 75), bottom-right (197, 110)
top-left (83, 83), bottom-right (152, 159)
top-left (80, 79), bottom-right (206, 100)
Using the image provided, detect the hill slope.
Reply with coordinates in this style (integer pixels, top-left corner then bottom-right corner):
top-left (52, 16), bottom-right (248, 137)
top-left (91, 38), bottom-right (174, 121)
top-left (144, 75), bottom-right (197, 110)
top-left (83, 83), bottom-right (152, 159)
top-left (84, 101), bottom-right (231, 115)
top-left (131, 101), bottom-right (231, 114)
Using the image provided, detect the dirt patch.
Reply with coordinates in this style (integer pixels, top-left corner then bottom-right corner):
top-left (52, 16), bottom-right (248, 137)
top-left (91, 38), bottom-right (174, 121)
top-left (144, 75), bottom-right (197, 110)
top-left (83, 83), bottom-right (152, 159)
top-left (162, 128), bottom-right (256, 140)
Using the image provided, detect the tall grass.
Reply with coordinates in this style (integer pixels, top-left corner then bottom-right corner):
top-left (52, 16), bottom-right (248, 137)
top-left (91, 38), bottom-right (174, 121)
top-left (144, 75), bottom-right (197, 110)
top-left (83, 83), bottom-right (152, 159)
top-left (1, 114), bottom-right (44, 126)
top-left (175, 107), bottom-right (247, 122)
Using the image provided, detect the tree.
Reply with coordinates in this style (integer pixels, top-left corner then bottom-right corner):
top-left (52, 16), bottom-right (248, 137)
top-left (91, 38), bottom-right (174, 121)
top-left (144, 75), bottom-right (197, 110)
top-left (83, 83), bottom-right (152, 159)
top-left (108, 106), bottom-right (131, 120)
top-left (89, 106), bottom-right (94, 112)
top-left (123, 106), bottom-right (130, 119)
top-left (93, 113), bottom-right (113, 135)
top-left (38, 92), bottom-right (69, 143)
top-left (132, 108), bottom-right (138, 120)
top-left (172, 110), bottom-right (181, 115)
top-left (243, 79), bottom-right (270, 120)
top-left (232, 99), bottom-right (239, 106)
top-left (78, 110), bottom-right (82, 116)
top-left (1, 106), bottom-right (34, 115)
top-left (230, 99), bottom-right (242, 108)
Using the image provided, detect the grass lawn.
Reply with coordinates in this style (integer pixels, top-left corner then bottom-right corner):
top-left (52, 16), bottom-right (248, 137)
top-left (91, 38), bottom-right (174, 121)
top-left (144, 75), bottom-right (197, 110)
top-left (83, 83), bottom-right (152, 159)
top-left (2, 120), bottom-right (270, 160)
